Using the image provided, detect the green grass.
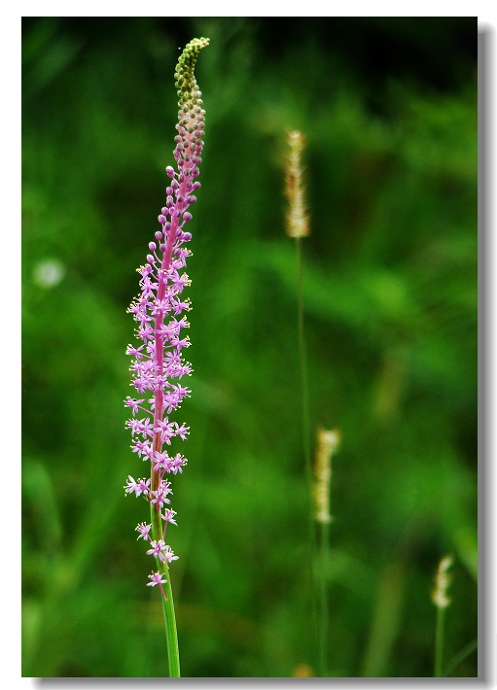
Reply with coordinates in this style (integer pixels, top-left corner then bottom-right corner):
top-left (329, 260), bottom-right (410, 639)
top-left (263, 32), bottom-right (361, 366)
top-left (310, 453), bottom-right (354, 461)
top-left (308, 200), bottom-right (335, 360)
top-left (22, 17), bottom-right (477, 677)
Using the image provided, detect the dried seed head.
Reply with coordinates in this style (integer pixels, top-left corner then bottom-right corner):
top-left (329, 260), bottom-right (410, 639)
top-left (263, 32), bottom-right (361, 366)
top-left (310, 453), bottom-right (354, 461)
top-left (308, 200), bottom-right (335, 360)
top-left (432, 555), bottom-right (453, 609)
top-left (313, 428), bottom-right (341, 524)
top-left (284, 130), bottom-right (310, 238)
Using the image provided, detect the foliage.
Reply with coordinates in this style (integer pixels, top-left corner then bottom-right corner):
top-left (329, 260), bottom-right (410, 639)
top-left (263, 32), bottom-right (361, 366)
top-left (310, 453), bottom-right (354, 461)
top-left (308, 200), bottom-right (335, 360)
top-left (22, 17), bottom-right (477, 677)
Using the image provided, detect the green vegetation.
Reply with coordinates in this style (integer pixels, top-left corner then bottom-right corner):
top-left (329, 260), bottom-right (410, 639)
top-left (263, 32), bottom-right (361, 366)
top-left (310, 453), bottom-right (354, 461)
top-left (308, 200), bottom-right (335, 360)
top-left (22, 17), bottom-right (477, 677)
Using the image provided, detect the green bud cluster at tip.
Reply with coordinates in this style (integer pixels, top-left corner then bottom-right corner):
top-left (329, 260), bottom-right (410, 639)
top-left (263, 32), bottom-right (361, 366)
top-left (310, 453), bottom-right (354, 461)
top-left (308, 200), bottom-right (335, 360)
top-left (174, 37), bottom-right (210, 108)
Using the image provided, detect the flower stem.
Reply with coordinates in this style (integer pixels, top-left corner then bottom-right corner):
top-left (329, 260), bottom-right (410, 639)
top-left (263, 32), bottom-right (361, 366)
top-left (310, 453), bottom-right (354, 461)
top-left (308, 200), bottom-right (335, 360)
top-left (161, 573), bottom-right (181, 677)
top-left (150, 501), bottom-right (181, 677)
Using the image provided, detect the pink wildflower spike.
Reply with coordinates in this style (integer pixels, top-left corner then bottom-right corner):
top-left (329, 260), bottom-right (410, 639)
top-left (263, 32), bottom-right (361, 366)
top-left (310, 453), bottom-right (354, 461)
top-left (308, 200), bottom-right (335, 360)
top-left (124, 36), bottom-right (209, 591)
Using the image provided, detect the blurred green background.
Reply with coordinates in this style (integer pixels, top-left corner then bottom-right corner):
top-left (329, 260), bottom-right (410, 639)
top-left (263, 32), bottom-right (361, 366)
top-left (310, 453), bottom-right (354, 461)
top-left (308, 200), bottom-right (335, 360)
top-left (22, 17), bottom-right (477, 678)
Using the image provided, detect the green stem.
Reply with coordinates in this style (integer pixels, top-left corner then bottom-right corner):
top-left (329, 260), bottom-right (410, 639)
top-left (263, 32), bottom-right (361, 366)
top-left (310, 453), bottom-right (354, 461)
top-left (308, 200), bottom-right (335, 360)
top-left (296, 237), bottom-right (312, 492)
top-left (318, 520), bottom-right (330, 677)
top-left (294, 237), bottom-right (319, 666)
top-left (161, 573), bottom-right (181, 677)
top-left (151, 502), bottom-right (181, 677)
top-left (434, 605), bottom-right (446, 677)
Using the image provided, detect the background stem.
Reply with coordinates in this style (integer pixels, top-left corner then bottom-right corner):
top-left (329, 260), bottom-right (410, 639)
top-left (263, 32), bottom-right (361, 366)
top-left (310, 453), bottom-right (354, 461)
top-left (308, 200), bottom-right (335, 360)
top-left (434, 605), bottom-right (446, 677)
top-left (295, 237), bottom-right (319, 668)
top-left (318, 520), bottom-right (330, 676)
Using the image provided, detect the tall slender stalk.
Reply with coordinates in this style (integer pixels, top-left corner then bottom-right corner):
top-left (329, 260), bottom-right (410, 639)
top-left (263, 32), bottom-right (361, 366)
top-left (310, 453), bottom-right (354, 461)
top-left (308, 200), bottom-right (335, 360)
top-left (285, 131), bottom-right (342, 676)
top-left (284, 132), bottom-right (319, 665)
top-left (295, 235), bottom-right (315, 536)
top-left (295, 235), bottom-right (321, 666)
top-left (285, 133), bottom-right (312, 506)
top-left (124, 37), bottom-right (209, 677)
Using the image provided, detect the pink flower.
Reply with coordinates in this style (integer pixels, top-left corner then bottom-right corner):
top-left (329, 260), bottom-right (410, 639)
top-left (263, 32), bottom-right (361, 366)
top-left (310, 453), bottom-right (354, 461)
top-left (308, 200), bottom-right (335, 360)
top-left (135, 522), bottom-right (152, 541)
top-left (147, 571), bottom-right (168, 595)
top-left (124, 476), bottom-right (151, 498)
